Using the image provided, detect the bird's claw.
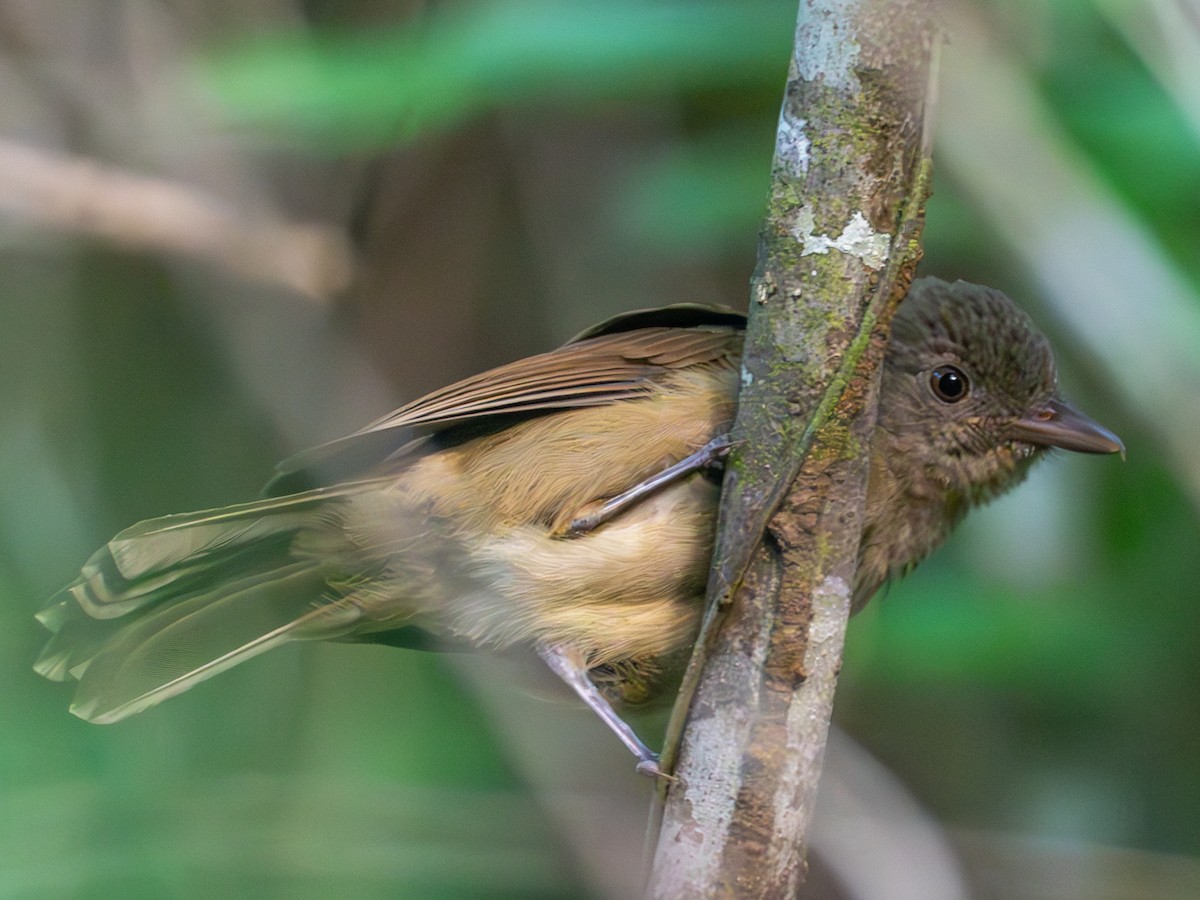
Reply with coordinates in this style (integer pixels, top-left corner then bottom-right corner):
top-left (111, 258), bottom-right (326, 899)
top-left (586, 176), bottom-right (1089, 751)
top-left (635, 756), bottom-right (676, 781)
top-left (565, 511), bottom-right (602, 537)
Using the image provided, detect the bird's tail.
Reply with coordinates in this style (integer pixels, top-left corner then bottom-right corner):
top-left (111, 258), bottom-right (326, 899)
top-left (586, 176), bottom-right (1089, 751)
top-left (34, 483), bottom-right (382, 724)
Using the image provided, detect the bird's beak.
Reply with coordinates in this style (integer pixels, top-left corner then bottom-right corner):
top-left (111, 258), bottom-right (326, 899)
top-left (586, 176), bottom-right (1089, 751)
top-left (1010, 398), bottom-right (1125, 456)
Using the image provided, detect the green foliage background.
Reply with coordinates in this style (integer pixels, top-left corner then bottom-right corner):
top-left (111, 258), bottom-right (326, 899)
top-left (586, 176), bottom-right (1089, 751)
top-left (0, 1), bottom-right (1196, 896)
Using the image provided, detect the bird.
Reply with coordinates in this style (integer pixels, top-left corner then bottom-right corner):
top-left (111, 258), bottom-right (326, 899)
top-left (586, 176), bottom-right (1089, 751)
top-left (34, 277), bottom-right (1123, 773)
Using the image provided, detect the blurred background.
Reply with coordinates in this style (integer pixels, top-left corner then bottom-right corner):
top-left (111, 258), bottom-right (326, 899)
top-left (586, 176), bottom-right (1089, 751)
top-left (0, 0), bottom-right (1197, 897)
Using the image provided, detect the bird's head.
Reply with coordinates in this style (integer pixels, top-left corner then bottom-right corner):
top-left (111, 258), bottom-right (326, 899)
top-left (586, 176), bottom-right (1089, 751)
top-left (878, 278), bottom-right (1123, 507)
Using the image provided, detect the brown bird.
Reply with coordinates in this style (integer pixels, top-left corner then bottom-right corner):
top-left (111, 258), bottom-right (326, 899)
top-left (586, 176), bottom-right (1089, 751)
top-left (35, 277), bottom-right (1122, 772)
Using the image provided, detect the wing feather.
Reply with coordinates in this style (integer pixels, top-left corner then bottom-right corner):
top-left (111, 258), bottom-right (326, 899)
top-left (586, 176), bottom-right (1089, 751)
top-left (271, 312), bottom-right (744, 489)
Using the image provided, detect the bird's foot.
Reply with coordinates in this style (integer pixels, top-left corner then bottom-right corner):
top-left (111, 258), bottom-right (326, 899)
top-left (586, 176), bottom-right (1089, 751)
top-left (562, 434), bottom-right (733, 537)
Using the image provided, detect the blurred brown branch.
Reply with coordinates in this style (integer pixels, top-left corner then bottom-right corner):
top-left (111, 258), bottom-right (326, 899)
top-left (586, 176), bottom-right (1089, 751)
top-left (0, 138), bottom-right (354, 301)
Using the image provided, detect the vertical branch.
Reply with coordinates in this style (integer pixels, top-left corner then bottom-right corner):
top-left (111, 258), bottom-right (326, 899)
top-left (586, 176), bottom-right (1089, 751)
top-left (648, 1), bottom-right (937, 896)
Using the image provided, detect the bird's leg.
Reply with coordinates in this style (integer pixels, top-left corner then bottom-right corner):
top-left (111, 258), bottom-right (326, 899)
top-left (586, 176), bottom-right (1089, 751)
top-left (537, 643), bottom-right (663, 778)
top-left (563, 433), bottom-right (732, 537)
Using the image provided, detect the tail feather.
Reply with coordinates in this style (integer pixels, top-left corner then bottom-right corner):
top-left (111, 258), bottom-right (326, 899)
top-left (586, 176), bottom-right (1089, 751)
top-left (39, 561), bottom-right (330, 682)
top-left (103, 495), bottom-right (331, 581)
top-left (69, 491), bottom-right (344, 621)
top-left (67, 563), bottom-right (361, 724)
top-left (35, 484), bottom-right (383, 723)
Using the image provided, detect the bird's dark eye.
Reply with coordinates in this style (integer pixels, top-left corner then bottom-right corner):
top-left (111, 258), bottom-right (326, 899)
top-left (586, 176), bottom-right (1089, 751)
top-left (930, 366), bottom-right (969, 403)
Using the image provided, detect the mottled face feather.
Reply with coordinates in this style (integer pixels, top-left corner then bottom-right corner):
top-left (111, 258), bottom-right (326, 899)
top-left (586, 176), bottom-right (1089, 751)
top-left (855, 278), bottom-right (1070, 607)
top-left (887, 278), bottom-right (1057, 415)
top-left (875, 278), bottom-right (1061, 513)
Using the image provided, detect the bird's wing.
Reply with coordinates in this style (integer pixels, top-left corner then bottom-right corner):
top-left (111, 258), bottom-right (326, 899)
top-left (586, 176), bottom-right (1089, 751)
top-left (267, 306), bottom-right (745, 494)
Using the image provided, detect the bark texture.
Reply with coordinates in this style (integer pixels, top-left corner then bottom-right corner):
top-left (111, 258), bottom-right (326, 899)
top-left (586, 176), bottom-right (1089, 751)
top-left (648, 2), bottom-right (937, 896)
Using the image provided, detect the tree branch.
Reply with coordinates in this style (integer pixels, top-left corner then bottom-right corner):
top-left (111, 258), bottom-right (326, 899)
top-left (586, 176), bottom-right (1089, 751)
top-left (0, 139), bottom-right (354, 302)
top-left (648, 1), bottom-right (938, 895)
